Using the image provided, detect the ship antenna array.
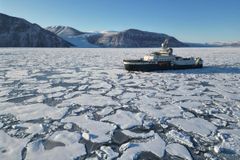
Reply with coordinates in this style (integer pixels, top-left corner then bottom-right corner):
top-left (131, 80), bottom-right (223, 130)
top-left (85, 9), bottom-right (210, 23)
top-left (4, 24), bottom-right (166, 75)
top-left (161, 39), bottom-right (169, 48)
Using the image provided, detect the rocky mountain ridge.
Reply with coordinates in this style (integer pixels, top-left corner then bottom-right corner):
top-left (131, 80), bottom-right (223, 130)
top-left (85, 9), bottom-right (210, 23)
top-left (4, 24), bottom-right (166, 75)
top-left (46, 26), bottom-right (187, 48)
top-left (0, 13), bottom-right (73, 47)
top-left (46, 26), bottom-right (85, 37)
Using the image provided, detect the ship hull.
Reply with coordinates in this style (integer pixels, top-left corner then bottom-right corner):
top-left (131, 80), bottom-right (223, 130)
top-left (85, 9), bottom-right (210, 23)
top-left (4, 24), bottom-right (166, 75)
top-left (123, 60), bottom-right (203, 72)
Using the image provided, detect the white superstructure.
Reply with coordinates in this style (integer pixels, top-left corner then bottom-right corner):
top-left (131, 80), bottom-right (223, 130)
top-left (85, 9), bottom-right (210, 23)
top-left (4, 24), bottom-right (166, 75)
top-left (143, 40), bottom-right (202, 66)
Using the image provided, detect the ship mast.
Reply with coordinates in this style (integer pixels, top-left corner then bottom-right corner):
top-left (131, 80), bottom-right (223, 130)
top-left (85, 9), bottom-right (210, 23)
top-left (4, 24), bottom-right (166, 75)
top-left (161, 39), bottom-right (169, 49)
top-left (159, 39), bottom-right (173, 55)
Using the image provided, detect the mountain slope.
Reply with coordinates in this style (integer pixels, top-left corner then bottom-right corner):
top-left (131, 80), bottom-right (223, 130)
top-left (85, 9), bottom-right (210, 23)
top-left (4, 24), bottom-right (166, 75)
top-left (87, 29), bottom-right (188, 47)
top-left (46, 26), bottom-right (85, 37)
top-left (46, 26), bottom-right (187, 48)
top-left (187, 41), bottom-right (240, 47)
top-left (207, 41), bottom-right (240, 47)
top-left (0, 13), bottom-right (73, 47)
top-left (46, 26), bottom-right (97, 47)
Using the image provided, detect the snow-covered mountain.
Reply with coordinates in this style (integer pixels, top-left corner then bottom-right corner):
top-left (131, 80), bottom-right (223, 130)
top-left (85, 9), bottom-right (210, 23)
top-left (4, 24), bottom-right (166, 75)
top-left (47, 26), bottom-right (187, 48)
top-left (206, 41), bottom-right (240, 47)
top-left (46, 26), bottom-right (85, 37)
top-left (187, 41), bottom-right (240, 47)
top-left (46, 26), bottom-right (98, 48)
top-left (87, 29), bottom-right (188, 47)
top-left (0, 13), bottom-right (73, 47)
top-left (1, 13), bottom-right (239, 48)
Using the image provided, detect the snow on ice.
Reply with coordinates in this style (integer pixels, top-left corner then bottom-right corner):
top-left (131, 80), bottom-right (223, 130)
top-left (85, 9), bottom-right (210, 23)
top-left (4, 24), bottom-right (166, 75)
top-left (0, 103), bottom-right (68, 121)
top-left (0, 48), bottom-right (240, 159)
top-left (166, 143), bottom-right (192, 160)
top-left (26, 131), bottom-right (86, 160)
top-left (62, 114), bottom-right (116, 143)
top-left (102, 110), bottom-right (144, 129)
top-left (0, 130), bottom-right (28, 160)
top-left (168, 118), bottom-right (217, 137)
top-left (119, 133), bottom-right (166, 160)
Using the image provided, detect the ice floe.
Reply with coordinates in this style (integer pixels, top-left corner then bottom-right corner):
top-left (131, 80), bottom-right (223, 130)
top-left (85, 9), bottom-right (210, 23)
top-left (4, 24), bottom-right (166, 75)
top-left (26, 131), bottom-right (86, 160)
top-left (122, 130), bottom-right (155, 139)
top-left (62, 114), bottom-right (116, 143)
top-left (179, 101), bottom-right (206, 114)
top-left (137, 103), bottom-right (183, 121)
top-left (0, 103), bottom-right (68, 121)
top-left (102, 110), bottom-right (144, 129)
top-left (168, 118), bottom-right (217, 137)
top-left (60, 94), bottom-right (119, 107)
top-left (217, 129), bottom-right (240, 155)
top-left (38, 86), bottom-right (66, 94)
top-left (167, 130), bottom-right (193, 147)
top-left (96, 146), bottom-right (119, 159)
top-left (1, 48), bottom-right (240, 159)
top-left (97, 106), bottom-right (113, 116)
top-left (166, 143), bottom-right (192, 160)
top-left (18, 123), bottom-right (44, 137)
top-left (118, 133), bottom-right (165, 159)
top-left (213, 113), bottom-right (237, 122)
top-left (0, 130), bottom-right (28, 160)
top-left (5, 69), bottom-right (28, 80)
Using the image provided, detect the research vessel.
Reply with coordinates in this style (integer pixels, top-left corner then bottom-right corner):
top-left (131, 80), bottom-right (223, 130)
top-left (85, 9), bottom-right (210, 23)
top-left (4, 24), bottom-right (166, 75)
top-left (123, 40), bottom-right (203, 71)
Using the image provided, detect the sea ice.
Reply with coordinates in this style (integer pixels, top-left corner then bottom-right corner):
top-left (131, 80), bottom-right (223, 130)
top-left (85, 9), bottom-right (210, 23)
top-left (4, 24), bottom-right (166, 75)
top-left (179, 101), bottom-right (206, 114)
top-left (63, 91), bottom-right (81, 99)
top-left (99, 146), bottom-right (119, 159)
top-left (167, 130), bottom-right (193, 147)
top-left (97, 106), bottom-right (113, 116)
top-left (62, 114), bottom-right (116, 143)
top-left (166, 143), bottom-right (192, 160)
top-left (106, 89), bottom-right (123, 97)
top-left (122, 130), bottom-right (155, 139)
top-left (48, 130), bottom-right (82, 145)
top-left (217, 129), bottom-right (240, 155)
top-left (24, 95), bottom-right (45, 103)
top-left (0, 103), bottom-right (68, 121)
top-left (102, 110), bottom-right (144, 129)
top-left (0, 89), bottom-right (9, 97)
top-left (0, 130), bottom-right (28, 160)
top-left (60, 94), bottom-right (119, 107)
top-left (213, 113), bottom-right (237, 122)
top-left (38, 86), bottom-right (66, 94)
top-left (5, 69), bottom-right (28, 80)
top-left (118, 133), bottom-right (166, 159)
top-left (18, 123), bottom-right (44, 137)
top-left (89, 80), bottom-right (112, 90)
top-left (168, 118), bottom-right (217, 137)
top-left (1, 48), bottom-right (240, 159)
top-left (26, 131), bottom-right (86, 160)
top-left (137, 103), bottom-right (183, 121)
top-left (63, 123), bottom-right (73, 130)
top-left (118, 92), bottom-right (137, 104)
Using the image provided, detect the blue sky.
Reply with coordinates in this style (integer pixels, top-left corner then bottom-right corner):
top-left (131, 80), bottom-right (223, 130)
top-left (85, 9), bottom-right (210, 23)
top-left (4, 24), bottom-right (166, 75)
top-left (1, 0), bottom-right (240, 43)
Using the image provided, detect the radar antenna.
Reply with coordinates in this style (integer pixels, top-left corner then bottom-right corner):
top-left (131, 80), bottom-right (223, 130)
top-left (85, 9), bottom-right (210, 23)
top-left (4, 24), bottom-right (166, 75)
top-left (160, 39), bottom-right (173, 55)
top-left (161, 39), bottom-right (169, 49)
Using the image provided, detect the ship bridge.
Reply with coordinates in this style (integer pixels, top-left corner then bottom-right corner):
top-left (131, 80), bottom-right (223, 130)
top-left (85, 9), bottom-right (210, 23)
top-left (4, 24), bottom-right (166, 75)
top-left (143, 53), bottom-right (175, 62)
top-left (144, 40), bottom-right (175, 62)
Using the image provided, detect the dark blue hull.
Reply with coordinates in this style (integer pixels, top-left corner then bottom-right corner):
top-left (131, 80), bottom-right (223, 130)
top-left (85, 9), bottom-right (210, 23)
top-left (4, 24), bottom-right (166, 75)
top-left (123, 60), bottom-right (203, 72)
